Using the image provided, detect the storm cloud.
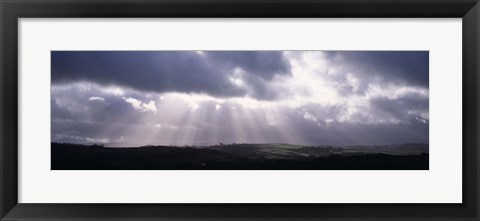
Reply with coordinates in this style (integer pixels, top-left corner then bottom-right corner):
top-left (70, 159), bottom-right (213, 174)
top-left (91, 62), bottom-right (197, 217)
top-left (52, 51), bottom-right (290, 100)
top-left (323, 51), bottom-right (429, 92)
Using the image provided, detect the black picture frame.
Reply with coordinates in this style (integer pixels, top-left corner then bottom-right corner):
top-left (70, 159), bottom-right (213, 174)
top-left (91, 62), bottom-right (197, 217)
top-left (1, 0), bottom-right (479, 220)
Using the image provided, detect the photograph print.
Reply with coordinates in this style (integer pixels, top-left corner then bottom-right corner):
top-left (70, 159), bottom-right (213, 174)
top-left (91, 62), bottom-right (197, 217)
top-left (51, 51), bottom-right (429, 170)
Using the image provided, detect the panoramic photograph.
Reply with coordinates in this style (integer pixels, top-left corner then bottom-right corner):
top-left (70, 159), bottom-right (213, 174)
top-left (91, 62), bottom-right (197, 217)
top-left (51, 51), bottom-right (429, 170)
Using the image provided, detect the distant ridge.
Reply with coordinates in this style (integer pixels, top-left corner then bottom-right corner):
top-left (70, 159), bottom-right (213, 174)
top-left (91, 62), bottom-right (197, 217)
top-left (52, 142), bottom-right (428, 170)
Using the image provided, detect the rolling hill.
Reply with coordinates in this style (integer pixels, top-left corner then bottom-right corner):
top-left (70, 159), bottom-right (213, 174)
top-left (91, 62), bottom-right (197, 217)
top-left (51, 143), bottom-right (428, 170)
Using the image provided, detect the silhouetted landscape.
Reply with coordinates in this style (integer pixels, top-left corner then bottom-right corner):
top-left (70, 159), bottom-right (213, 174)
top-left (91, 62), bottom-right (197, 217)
top-left (52, 143), bottom-right (428, 170)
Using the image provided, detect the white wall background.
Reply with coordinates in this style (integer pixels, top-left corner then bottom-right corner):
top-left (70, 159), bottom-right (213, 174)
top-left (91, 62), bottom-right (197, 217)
top-left (19, 18), bottom-right (462, 203)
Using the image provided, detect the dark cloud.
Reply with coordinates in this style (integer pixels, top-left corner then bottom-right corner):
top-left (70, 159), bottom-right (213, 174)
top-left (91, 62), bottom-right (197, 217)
top-left (281, 106), bottom-right (428, 145)
top-left (370, 92), bottom-right (429, 122)
top-left (324, 51), bottom-right (429, 92)
top-left (51, 99), bottom-right (74, 121)
top-left (206, 51), bottom-right (290, 80)
top-left (51, 87), bottom-right (157, 144)
top-left (52, 51), bottom-right (291, 100)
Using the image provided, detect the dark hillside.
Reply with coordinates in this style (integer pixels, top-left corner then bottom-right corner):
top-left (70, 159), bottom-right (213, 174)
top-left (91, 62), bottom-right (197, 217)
top-left (52, 143), bottom-right (428, 170)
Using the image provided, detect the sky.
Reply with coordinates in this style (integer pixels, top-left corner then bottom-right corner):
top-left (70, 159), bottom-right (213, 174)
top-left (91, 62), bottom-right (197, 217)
top-left (51, 51), bottom-right (429, 147)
